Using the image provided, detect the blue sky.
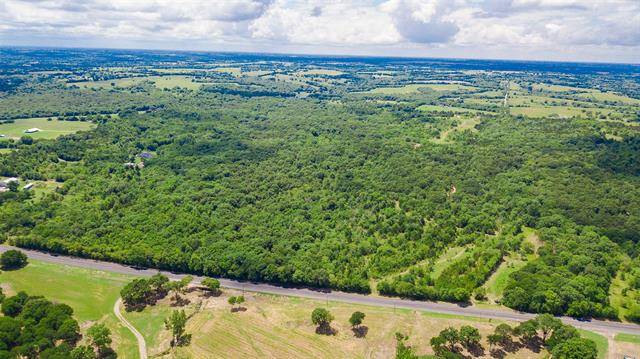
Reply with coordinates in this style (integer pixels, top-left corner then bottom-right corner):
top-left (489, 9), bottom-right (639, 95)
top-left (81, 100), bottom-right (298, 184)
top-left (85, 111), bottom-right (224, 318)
top-left (1, 0), bottom-right (638, 63)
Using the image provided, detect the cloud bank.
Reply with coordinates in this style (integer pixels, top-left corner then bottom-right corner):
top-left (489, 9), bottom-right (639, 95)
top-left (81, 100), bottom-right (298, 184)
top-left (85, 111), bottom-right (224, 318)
top-left (0, 0), bottom-right (638, 63)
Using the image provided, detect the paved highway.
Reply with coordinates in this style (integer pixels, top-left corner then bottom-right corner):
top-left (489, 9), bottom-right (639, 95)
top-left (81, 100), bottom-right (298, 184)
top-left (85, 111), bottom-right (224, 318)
top-left (2, 245), bottom-right (639, 336)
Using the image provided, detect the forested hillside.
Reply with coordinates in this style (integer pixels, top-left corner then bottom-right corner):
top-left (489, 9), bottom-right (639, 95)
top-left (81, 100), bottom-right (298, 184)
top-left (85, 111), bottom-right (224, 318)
top-left (1, 49), bottom-right (639, 321)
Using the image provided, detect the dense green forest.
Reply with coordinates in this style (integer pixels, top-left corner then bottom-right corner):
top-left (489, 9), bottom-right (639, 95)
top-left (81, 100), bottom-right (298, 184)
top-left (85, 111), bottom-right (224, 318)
top-left (1, 49), bottom-right (639, 321)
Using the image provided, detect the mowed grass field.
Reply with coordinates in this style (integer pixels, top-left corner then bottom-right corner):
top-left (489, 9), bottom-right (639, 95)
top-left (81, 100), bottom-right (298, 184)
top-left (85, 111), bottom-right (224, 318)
top-left (0, 260), bottom-right (139, 358)
top-left (134, 289), bottom-right (552, 359)
top-left (0, 118), bottom-right (94, 140)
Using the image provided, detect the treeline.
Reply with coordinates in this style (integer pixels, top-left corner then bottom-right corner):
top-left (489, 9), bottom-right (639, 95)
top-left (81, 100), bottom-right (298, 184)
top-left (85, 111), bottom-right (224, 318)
top-left (202, 85), bottom-right (296, 98)
top-left (397, 314), bottom-right (598, 358)
top-left (0, 291), bottom-right (116, 358)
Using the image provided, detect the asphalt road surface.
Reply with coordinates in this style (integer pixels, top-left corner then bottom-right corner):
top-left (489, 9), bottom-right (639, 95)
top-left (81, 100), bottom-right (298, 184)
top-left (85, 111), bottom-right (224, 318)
top-left (3, 245), bottom-right (640, 336)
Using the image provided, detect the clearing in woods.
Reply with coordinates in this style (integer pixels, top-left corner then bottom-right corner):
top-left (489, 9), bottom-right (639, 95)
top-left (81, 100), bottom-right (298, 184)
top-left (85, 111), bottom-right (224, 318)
top-left (483, 227), bottom-right (542, 302)
top-left (68, 75), bottom-right (207, 90)
top-left (432, 117), bottom-right (481, 144)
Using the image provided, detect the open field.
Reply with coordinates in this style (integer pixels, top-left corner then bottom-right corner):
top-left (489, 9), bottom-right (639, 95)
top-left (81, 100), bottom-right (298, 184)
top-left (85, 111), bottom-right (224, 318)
top-left (0, 117), bottom-right (95, 139)
top-left (510, 105), bottom-right (597, 118)
top-left (531, 83), bottom-right (586, 92)
top-left (0, 148), bottom-right (14, 154)
top-left (151, 76), bottom-right (204, 90)
top-left (532, 83), bottom-right (640, 105)
top-left (432, 246), bottom-right (468, 278)
top-left (299, 69), bottom-right (345, 76)
top-left (424, 83), bottom-right (477, 91)
top-left (363, 83), bottom-right (476, 95)
top-left (0, 260), bottom-right (139, 358)
top-left (417, 104), bottom-right (488, 114)
top-left (615, 333), bottom-right (640, 344)
top-left (132, 288), bottom-right (550, 359)
top-left (577, 91), bottom-right (640, 105)
top-left (69, 75), bottom-right (207, 90)
top-left (214, 67), bottom-right (243, 75)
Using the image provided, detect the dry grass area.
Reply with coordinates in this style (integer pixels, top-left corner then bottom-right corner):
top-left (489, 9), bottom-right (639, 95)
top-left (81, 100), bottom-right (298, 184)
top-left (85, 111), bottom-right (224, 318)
top-left (139, 288), bottom-right (548, 359)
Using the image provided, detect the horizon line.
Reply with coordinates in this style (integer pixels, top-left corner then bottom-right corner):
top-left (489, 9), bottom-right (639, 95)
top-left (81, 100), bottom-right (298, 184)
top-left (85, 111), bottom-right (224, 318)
top-left (2, 44), bottom-right (639, 67)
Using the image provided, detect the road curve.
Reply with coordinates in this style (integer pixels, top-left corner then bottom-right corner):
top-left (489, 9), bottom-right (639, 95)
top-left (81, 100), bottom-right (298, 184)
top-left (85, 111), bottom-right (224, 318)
top-left (114, 298), bottom-right (147, 359)
top-left (3, 245), bottom-right (640, 336)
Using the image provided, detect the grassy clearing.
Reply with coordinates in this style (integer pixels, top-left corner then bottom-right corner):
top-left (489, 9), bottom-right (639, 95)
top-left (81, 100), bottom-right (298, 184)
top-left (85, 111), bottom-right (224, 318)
top-left (364, 83), bottom-right (476, 95)
top-left (510, 105), bottom-right (594, 118)
top-left (431, 246), bottom-right (468, 278)
top-left (69, 75), bottom-right (206, 90)
top-left (125, 303), bottom-right (175, 353)
top-left (214, 67), bottom-right (242, 75)
top-left (0, 260), bottom-right (138, 358)
top-left (425, 83), bottom-right (477, 91)
top-left (578, 329), bottom-right (608, 359)
top-left (483, 228), bottom-right (540, 302)
top-left (532, 83), bottom-right (585, 92)
top-left (0, 148), bottom-right (14, 154)
top-left (28, 180), bottom-right (61, 201)
top-left (299, 69), bottom-right (345, 76)
top-left (417, 105), bottom-right (487, 114)
top-left (615, 333), bottom-right (640, 344)
top-left (531, 83), bottom-right (640, 105)
top-left (152, 76), bottom-right (203, 90)
top-left (0, 118), bottom-right (94, 140)
top-left (483, 257), bottom-right (526, 302)
top-left (432, 117), bottom-right (481, 144)
top-left (609, 256), bottom-right (637, 320)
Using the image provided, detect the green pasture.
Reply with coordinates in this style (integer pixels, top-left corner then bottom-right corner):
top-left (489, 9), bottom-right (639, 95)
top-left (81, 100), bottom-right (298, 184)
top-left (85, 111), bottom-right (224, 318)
top-left (0, 118), bottom-right (94, 140)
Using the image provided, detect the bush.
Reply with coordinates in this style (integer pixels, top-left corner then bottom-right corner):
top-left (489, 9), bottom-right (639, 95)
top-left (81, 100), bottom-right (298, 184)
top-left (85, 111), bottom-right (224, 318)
top-left (0, 250), bottom-right (28, 270)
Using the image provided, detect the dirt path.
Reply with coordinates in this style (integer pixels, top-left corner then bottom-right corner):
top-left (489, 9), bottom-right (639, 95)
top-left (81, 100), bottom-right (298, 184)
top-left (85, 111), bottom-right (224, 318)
top-left (114, 298), bottom-right (147, 359)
